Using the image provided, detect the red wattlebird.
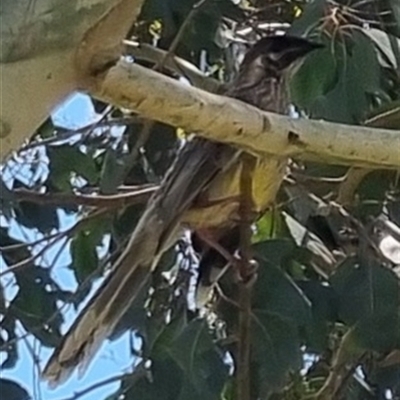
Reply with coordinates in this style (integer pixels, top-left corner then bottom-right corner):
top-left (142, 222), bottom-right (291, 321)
top-left (43, 35), bottom-right (322, 386)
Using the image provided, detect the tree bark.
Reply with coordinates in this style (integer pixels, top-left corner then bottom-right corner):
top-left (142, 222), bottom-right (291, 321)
top-left (89, 59), bottom-right (400, 169)
top-left (1, 0), bottom-right (145, 160)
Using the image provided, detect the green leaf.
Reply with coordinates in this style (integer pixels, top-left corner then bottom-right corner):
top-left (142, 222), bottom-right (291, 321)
top-left (160, 319), bottom-right (228, 398)
top-left (375, 364), bottom-right (400, 394)
top-left (331, 258), bottom-right (400, 352)
top-left (70, 217), bottom-right (109, 284)
top-left (351, 31), bottom-right (381, 94)
top-left (12, 265), bottom-right (66, 347)
top-left (288, 0), bottom-right (326, 36)
top-left (253, 242), bottom-right (311, 327)
top-left (300, 31), bottom-right (383, 124)
top-left (362, 28), bottom-right (400, 69)
top-left (357, 170), bottom-right (395, 201)
top-left (251, 311), bottom-right (302, 397)
top-left (253, 209), bottom-right (285, 242)
top-left (1, 228), bottom-right (68, 348)
top-left (124, 318), bottom-right (228, 400)
top-left (14, 200), bottom-right (59, 233)
top-left (311, 74), bottom-right (355, 123)
top-left (355, 170), bottom-right (397, 217)
top-left (291, 43), bottom-right (338, 109)
top-left (149, 308), bottom-right (188, 352)
top-left (0, 379), bottom-right (30, 400)
top-left (70, 231), bottom-right (99, 284)
top-left (99, 148), bottom-right (126, 194)
top-left (139, 0), bottom-right (243, 63)
top-left (253, 238), bottom-right (295, 269)
top-left (12, 179), bottom-right (59, 233)
top-left (47, 145), bottom-right (98, 190)
top-left (233, 240), bottom-right (313, 395)
top-left (298, 280), bottom-right (338, 351)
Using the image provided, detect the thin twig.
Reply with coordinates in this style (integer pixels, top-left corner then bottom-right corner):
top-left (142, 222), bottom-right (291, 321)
top-left (0, 208), bottom-right (109, 277)
top-left (0, 236), bottom-right (127, 353)
top-left (122, 120), bottom-right (153, 178)
top-left (124, 40), bottom-right (220, 92)
top-left (336, 167), bottom-right (372, 205)
top-left (55, 374), bottom-right (125, 400)
top-left (20, 116), bottom-right (137, 152)
top-left (11, 184), bottom-right (156, 209)
top-left (0, 230), bottom-right (61, 252)
top-left (236, 154), bottom-right (257, 400)
top-left (161, 0), bottom-right (209, 63)
top-left (215, 284), bottom-right (240, 309)
top-left (312, 328), bottom-right (365, 400)
top-left (0, 186), bottom-right (154, 256)
top-left (196, 230), bottom-right (239, 267)
top-left (122, 0), bottom-right (210, 178)
top-left (18, 326), bottom-right (43, 400)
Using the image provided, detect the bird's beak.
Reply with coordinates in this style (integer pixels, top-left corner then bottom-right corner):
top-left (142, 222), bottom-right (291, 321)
top-left (285, 39), bottom-right (324, 61)
top-left (274, 37), bottom-right (323, 71)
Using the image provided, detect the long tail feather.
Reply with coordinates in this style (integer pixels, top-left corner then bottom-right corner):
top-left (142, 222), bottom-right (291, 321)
top-left (42, 210), bottom-right (162, 386)
top-left (42, 140), bottom-right (225, 387)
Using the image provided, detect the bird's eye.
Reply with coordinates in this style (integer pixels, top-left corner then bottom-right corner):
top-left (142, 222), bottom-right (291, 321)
top-left (268, 49), bottom-right (288, 63)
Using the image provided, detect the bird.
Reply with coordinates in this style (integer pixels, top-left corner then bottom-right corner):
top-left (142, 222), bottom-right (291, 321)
top-left (42, 34), bottom-right (322, 386)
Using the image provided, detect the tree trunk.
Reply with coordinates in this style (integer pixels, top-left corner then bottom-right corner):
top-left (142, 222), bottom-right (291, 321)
top-left (1, 0), bottom-right (144, 160)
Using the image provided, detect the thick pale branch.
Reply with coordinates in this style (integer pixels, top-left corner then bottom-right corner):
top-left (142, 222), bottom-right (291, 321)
top-left (89, 60), bottom-right (400, 169)
top-left (1, 0), bottom-right (145, 160)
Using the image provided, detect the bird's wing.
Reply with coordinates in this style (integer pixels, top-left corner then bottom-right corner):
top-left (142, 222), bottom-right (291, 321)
top-left (42, 138), bottom-right (233, 387)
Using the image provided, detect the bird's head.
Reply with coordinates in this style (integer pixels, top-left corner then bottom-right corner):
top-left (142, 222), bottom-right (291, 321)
top-left (228, 35), bottom-right (322, 112)
top-left (240, 35), bottom-right (323, 77)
